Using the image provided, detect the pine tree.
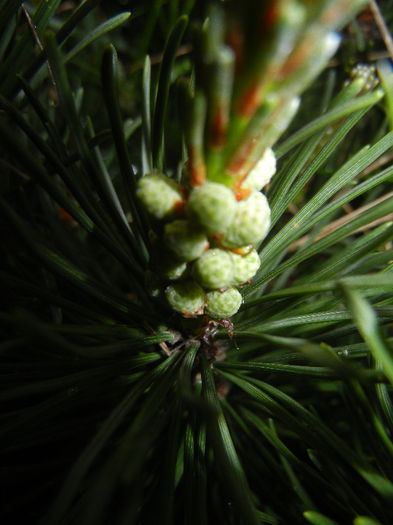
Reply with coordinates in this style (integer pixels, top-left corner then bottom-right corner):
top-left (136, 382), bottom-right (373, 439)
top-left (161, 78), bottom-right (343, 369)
top-left (1, 1), bottom-right (393, 524)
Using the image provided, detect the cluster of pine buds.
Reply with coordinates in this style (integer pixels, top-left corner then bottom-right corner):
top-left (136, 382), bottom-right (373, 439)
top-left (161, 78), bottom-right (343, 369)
top-left (136, 0), bottom-right (370, 320)
top-left (137, 148), bottom-right (276, 319)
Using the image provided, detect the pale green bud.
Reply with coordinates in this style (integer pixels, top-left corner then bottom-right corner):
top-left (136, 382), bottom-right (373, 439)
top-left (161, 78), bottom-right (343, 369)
top-left (186, 182), bottom-right (236, 235)
top-left (221, 191), bottom-right (271, 248)
top-left (241, 148), bottom-right (276, 193)
top-left (136, 172), bottom-right (184, 220)
top-left (165, 281), bottom-right (205, 317)
top-left (164, 220), bottom-right (209, 262)
top-left (206, 288), bottom-right (243, 319)
top-left (228, 248), bottom-right (261, 285)
top-left (192, 248), bottom-right (234, 290)
top-left (161, 259), bottom-right (188, 281)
